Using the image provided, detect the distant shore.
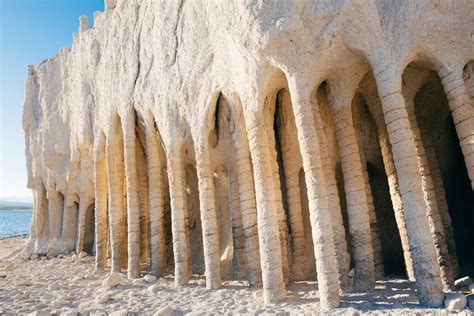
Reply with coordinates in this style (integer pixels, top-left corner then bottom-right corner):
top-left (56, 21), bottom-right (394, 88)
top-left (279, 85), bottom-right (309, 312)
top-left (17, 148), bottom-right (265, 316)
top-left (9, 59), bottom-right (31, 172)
top-left (0, 233), bottom-right (29, 240)
top-left (0, 207), bottom-right (33, 211)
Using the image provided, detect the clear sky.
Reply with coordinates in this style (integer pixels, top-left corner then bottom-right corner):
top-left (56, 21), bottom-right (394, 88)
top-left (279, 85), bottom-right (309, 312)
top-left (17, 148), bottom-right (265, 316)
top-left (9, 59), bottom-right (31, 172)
top-left (0, 0), bottom-right (103, 201)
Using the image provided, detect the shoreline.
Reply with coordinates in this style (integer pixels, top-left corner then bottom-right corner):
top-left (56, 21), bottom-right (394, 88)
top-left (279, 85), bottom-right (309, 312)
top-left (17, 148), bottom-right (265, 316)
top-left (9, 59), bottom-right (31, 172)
top-left (0, 208), bottom-right (33, 211)
top-left (0, 233), bottom-right (29, 240)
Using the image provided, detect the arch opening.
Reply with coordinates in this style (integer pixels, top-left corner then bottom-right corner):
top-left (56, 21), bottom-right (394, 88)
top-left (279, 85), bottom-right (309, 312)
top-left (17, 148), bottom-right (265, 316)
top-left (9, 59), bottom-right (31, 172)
top-left (412, 67), bottom-right (474, 277)
top-left (184, 163), bottom-right (205, 274)
top-left (83, 203), bottom-right (95, 255)
top-left (354, 75), bottom-right (406, 277)
top-left (272, 87), bottom-right (316, 281)
top-left (208, 94), bottom-right (247, 280)
top-left (135, 111), bottom-right (151, 269)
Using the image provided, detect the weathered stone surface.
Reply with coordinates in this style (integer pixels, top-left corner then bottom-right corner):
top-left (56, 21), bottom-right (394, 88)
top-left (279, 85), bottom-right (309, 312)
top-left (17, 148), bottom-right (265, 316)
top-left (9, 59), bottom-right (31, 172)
top-left (444, 292), bottom-right (467, 310)
top-left (466, 294), bottom-right (474, 310)
top-left (143, 274), bottom-right (157, 283)
top-left (21, 0), bottom-right (473, 310)
top-left (102, 273), bottom-right (121, 288)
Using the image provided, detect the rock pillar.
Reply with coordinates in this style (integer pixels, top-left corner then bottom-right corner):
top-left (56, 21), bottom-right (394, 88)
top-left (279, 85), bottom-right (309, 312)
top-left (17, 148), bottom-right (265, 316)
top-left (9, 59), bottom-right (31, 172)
top-left (440, 66), bottom-right (474, 189)
top-left (312, 102), bottom-right (351, 290)
top-left (95, 139), bottom-right (108, 270)
top-left (145, 117), bottom-right (167, 276)
top-left (230, 115), bottom-right (262, 286)
top-left (288, 83), bottom-right (340, 309)
top-left (329, 94), bottom-right (375, 291)
top-left (245, 108), bottom-right (286, 304)
top-left (122, 110), bottom-right (141, 279)
top-left (61, 196), bottom-right (78, 253)
top-left (47, 190), bottom-right (63, 255)
top-left (167, 148), bottom-right (192, 286)
top-left (374, 65), bottom-right (443, 307)
top-left (106, 117), bottom-right (127, 273)
top-left (195, 142), bottom-right (222, 290)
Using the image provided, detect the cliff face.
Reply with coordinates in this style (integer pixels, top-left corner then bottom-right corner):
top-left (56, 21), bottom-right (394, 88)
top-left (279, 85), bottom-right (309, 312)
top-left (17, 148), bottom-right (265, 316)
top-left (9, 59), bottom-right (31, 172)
top-left (23, 0), bottom-right (474, 309)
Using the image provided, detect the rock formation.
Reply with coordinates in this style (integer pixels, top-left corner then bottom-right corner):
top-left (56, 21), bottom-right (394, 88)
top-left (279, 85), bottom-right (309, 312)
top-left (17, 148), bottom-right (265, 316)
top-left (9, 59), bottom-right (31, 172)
top-left (22, 0), bottom-right (474, 310)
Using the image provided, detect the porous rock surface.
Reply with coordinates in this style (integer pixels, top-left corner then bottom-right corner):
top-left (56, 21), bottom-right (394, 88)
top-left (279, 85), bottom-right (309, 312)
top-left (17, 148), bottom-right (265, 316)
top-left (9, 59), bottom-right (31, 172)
top-left (22, 0), bottom-right (474, 311)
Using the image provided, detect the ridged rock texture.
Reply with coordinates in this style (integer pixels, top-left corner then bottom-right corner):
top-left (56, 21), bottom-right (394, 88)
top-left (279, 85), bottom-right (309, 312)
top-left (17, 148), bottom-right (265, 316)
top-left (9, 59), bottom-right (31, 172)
top-left (22, 0), bottom-right (474, 310)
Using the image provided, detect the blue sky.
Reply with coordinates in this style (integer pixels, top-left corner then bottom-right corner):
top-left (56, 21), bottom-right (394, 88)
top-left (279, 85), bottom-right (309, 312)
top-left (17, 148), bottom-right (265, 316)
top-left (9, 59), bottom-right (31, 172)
top-left (0, 0), bottom-right (103, 201)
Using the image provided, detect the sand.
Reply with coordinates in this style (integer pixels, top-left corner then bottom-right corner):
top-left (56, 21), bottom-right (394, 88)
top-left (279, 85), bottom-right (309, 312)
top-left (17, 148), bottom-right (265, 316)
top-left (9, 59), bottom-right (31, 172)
top-left (0, 237), bottom-right (469, 315)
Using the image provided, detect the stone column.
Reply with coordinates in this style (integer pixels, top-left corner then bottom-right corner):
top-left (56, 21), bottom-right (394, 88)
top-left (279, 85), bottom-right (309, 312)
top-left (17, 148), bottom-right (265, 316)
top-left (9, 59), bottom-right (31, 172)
top-left (245, 109), bottom-right (286, 303)
top-left (378, 131), bottom-right (415, 280)
top-left (288, 83), bottom-right (340, 309)
top-left (122, 111), bottom-right (141, 279)
top-left (266, 112), bottom-right (290, 284)
top-left (195, 142), bottom-right (222, 290)
top-left (76, 198), bottom-right (92, 254)
top-left (283, 163), bottom-right (306, 281)
top-left (47, 190), bottom-right (63, 255)
top-left (95, 142), bottom-right (108, 270)
top-left (167, 148), bottom-right (192, 286)
top-left (440, 66), bottom-right (474, 189)
top-left (34, 180), bottom-right (49, 254)
top-left (329, 96), bottom-right (375, 292)
top-left (375, 66), bottom-right (443, 307)
top-left (145, 118), bottom-right (167, 276)
top-left (403, 79), bottom-right (454, 291)
top-left (361, 163), bottom-right (385, 279)
top-left (422, 132), bottom-right (459, 279)
top-left (61, 196), bottom-right (78, 253)
top-left (312, 104), bottom-right (351, 290)
top-left (228, 169), bottom-right (246, 278)
top-left (106, 118), bottom-right (127, 273)
top-left (404, 92), bottom-right (452, 290)
top-left (137, 149), bottom-right (150, 264)
top-left (231, 126), bottom-right (262, 286)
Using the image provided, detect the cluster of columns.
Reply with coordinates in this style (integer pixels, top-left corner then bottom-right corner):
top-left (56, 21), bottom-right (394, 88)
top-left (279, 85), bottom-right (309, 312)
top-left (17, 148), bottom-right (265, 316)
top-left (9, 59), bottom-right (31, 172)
top-left (242, 62), bottom-right (471, 309)
top-left (28, 177), bottom-right (94, 259)
top-left (28, 62), bottom-right (472, 311)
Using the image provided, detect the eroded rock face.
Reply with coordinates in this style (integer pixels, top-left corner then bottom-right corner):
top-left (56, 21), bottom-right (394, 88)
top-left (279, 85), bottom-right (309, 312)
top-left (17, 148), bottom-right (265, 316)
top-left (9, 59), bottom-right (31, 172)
top-left (23, 0), bottom-right (474, 309)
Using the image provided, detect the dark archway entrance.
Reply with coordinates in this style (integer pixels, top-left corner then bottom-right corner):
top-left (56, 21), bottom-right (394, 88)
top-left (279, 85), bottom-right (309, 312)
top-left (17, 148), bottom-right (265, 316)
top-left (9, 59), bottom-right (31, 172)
top-left (414, 73), bottom-right (474, 277)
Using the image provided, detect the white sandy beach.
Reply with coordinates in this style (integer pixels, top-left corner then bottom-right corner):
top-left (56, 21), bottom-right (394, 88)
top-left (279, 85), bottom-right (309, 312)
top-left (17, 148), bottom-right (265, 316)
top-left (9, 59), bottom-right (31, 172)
top-left (1, 237), bottom-right (470, 315)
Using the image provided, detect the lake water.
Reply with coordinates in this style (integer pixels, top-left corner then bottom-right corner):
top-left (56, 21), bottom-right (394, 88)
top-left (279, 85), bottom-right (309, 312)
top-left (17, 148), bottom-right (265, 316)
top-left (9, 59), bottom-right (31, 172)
top-left (0, 210), bottom-right (32, 238)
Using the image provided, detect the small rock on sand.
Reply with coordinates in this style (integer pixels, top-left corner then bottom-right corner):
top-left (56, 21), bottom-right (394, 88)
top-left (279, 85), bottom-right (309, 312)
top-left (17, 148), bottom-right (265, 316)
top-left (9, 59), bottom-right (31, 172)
top-left (77, 251), bottom-right (88, 259)
top-left (109, 310), bottom-right (128, 316)
top-left (132, 278), bottom-right (144, 285)
top-left (102, 272), bottom-right (121, 288)
top-left (253, 290), bottom-right (263, 301)
top-left (148, 284), bottom-right (161, 294)
top-left (444, 292), bottom-right (467, 310)
top-left (467, 294), bottom-right (474, 309)
top-left (95, 293), bottom-right (111, 304)
top-left (51, 298), bottom-right (68, 307)
top-left (4, 262), bottom-right (15, 271)
top-left (144, 274), bottom-right (157, 283)
top-left (154, 307), bottom-right (177, 316)
top-left (27, 311), bottom-right (50, 316)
